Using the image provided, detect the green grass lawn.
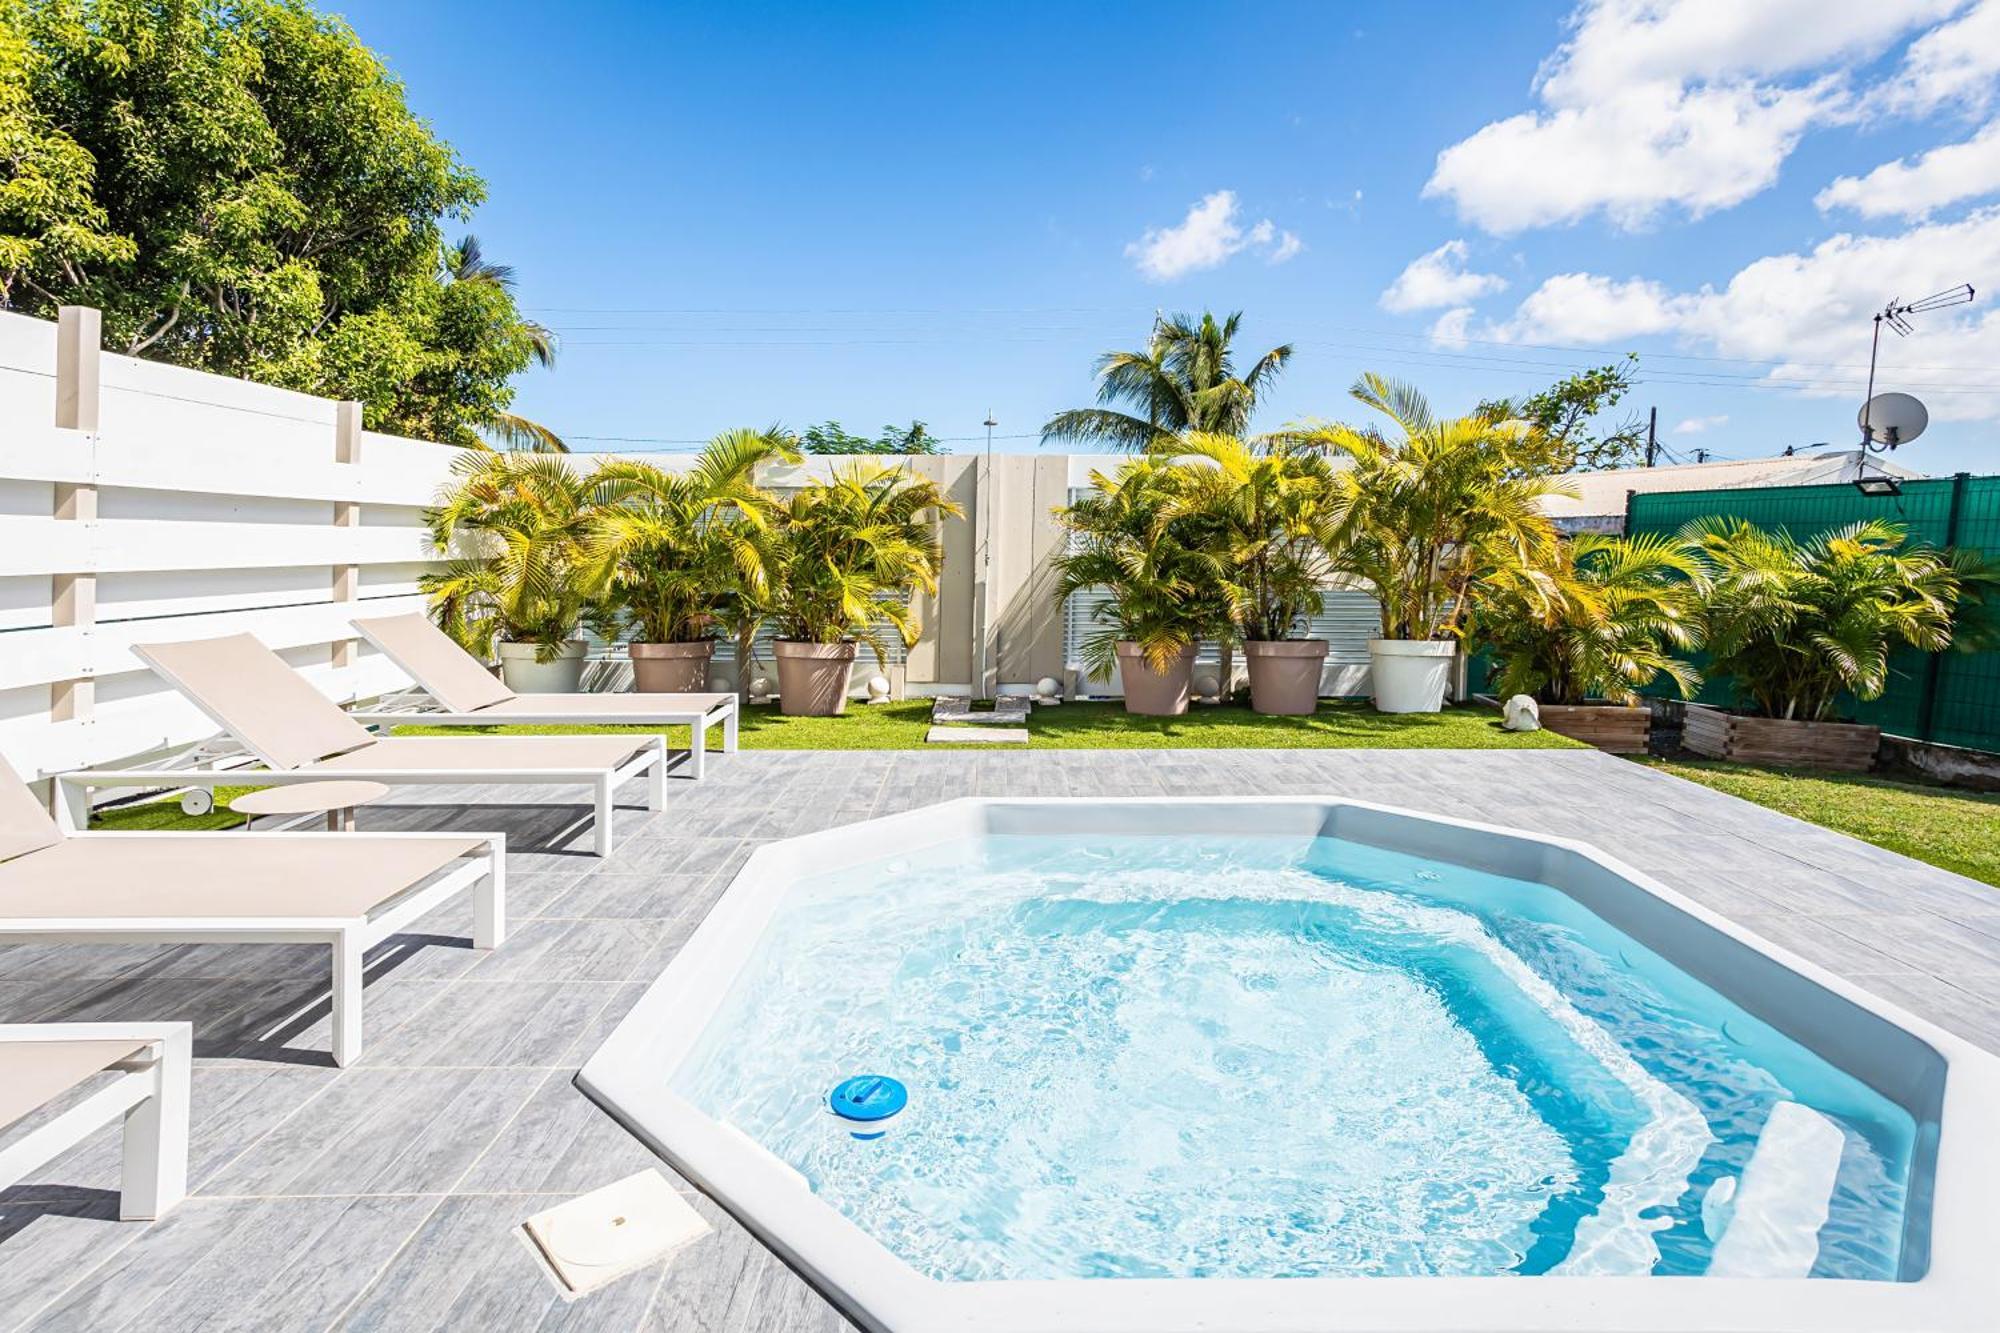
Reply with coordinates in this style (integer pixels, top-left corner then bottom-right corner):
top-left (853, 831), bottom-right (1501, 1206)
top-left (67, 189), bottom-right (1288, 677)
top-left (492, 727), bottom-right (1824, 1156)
top-left (91, 785), bottom-right (257, 832)
top-left (1640, 758), bottom-right (2000, 888)
top-left (393, 698), bottom-right (1586, 751)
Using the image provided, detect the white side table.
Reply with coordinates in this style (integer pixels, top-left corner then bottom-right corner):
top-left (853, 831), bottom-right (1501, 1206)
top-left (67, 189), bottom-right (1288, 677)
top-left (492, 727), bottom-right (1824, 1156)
top-left (230, 781), bottom-right (390, 832)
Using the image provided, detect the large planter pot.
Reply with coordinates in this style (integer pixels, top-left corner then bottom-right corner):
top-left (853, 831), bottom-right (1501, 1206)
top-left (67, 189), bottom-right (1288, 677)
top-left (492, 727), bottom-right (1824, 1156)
top-left (1368, 639), bottom-right (1456, 714)
top-left (629, 640), bottom-right (714, 694)
top-left (1243, 639), bottom-right (1328, 715)
top-left (495, 639), bottom-right (587, 694)
top-left (1682, 704), bottom-right (1881, 771)
top-left (1114, 641), bottom-right (1196, 716)
top-left (1539, 702), bottom-right (1650, 754)
top-left (773, 640), bottom-right (858, 716)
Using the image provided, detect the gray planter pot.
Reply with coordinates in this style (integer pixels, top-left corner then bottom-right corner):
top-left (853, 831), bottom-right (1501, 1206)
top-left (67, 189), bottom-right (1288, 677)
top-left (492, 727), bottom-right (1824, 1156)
top-left (774, 640), bottom-right (858, 716)
top-left (629, 640), bottom-right (714, 694)
top-left (1243, 639), bottom-right (1328, 715)
top-left (1114, 641), bottom-right (1196, 716)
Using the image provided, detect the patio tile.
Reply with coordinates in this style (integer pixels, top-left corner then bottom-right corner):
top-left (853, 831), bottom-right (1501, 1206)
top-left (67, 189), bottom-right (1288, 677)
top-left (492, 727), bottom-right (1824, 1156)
top-left (202, 1067), bottom-right (545, 1196)
top-left (340, 1192), bottom-right (667, 1332)
top-left (14, 1194), bottom-right (437, 1333)
top-left (540, 872), bottom-right (711, 920)
top-left (355, 981), bottom-right (625, 1068)
top-left (454, 1070), bottom-right (664, 1194)
top-left (464, 919), bottom-right (667, 983)
top-left (1728, 914), bottom-right (1925, 976)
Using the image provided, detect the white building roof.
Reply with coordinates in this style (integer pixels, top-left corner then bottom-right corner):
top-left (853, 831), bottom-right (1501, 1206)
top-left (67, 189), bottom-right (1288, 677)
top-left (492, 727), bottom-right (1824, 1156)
top-left (1542, 450), bottom-right (1927, 521)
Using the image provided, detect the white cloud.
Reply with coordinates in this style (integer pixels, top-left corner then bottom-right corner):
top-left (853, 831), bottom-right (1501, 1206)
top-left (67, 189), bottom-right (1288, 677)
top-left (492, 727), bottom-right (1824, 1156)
top-left (1424, 0), bottom-right (1956, 233)
top-left (1884, 0), bottom-right (2000, 114)
top-left (1817, 117), bottom-right (2000, 218)
top-left (1482, 206), bottom-right (2000, 420)
top-left (1428, 307), bottom-right (1475, 348)
top-left (1674, 414), bottom-right (1730, 434)
top-left (1488, 272), bottom-right (1690, 343)
top-left (1379, 240), bottom-right (1508, 312)
top-left (1124, 191), bottom-right (1300, 281)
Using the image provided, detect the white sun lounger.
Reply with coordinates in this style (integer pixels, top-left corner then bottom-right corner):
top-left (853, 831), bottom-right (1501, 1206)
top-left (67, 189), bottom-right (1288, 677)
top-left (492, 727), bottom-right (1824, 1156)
top-left (346, 613), bottom-right (738, 779)
top-left (1, 755), bottom-right (503, 1065)
top-left (60, 633), bottom-right (666, 856)
top-left (0, 1022), bottom-right (192, 1219)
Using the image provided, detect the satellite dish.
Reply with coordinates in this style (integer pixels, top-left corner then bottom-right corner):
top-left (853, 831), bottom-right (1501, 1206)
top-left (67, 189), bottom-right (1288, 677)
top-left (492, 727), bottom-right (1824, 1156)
top-left (1858, 392), bottom-right (1928, 449)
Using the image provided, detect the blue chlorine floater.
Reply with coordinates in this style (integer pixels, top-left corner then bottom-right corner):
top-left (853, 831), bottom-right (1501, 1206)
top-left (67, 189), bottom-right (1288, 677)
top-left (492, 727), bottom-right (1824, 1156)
top-left (829, 1074), bottom-right (907, 1141)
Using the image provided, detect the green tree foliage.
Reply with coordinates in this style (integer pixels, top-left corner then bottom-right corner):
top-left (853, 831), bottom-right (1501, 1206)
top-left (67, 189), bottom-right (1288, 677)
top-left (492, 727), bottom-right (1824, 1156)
top-left (421, 452), bottom-right (598, 660)
top-left (1302, 374), bottom-right (1574, 642)
top-left (796, 419), bottom-right (943, 455)
top-left (1474, 532), bottom-right (1705, 705)
top-left (0, 0), bottom-right (555, 446)
top-left (1683, 516), bottom-right (1962, 721)
top-left (1052, 457), bottom-right (1231, 678)
top-left (1042, 310), bottom-right (1292, 450)
top-left (1480, 355), bottom-right (1645, 472)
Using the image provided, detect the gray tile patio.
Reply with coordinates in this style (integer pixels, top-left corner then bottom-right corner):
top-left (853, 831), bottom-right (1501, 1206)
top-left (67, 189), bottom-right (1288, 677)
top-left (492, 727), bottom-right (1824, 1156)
top-left (2, 747), bottom-right (1996, 1330)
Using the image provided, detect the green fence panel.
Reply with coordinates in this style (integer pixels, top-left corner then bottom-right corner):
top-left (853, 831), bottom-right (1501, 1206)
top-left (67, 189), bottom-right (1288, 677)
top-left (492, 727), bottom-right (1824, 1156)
top-left (1622, 472), bottom-right (2000, 754)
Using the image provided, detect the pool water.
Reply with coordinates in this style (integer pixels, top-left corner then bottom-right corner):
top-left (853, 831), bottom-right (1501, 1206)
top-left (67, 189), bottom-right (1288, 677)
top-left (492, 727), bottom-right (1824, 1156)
top-left (672, 834), bottom-right (1916, 1283)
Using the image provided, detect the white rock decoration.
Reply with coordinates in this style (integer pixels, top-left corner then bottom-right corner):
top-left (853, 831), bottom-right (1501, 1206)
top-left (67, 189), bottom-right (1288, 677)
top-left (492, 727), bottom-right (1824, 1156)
top-left (1502, 695), bottom-right (1541, 732)
top-left (865, 674), bottom-right (892, 702)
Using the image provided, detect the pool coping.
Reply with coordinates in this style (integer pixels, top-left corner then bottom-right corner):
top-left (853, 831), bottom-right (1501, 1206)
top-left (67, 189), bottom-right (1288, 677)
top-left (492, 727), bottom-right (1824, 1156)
top-left (577, 796), bottom-right (2000, 1333)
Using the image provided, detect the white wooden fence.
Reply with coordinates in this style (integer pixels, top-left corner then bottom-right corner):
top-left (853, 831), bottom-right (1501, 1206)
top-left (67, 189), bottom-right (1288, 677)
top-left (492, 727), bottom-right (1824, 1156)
top-left (0, 307), bottom-right (461, 778)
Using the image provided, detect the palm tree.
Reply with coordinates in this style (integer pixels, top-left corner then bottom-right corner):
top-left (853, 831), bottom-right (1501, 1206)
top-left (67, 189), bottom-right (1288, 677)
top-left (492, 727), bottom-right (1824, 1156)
top-left (579, 428), bottom-right (799, 645)
top-left (1303, 374), bottom-right (1575, 642)
top-left (1041, 311), bottom-right (1292, 450)
top-left (1051, 457), bottom-right (1230, 678)
top-left (1682, 517), bottom-right (1961, 721)
top-left (421, 449), bottom-right (599, 660)
top-left (445, 235), bottom-right (565, 452)
top-left (1474, 532), bottom-right (1705, 705)
top-left (763, 462), bottom-right (963, 665)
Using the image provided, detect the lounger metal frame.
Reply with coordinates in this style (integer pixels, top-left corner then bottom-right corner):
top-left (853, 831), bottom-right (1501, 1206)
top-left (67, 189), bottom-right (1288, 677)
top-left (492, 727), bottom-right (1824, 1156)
top-left (350, 688), bottom-right (738, 780)
top-left (0, 1022), bottom-right (192, 1218)
top-left (0, 833), bottom-right (504, 1067)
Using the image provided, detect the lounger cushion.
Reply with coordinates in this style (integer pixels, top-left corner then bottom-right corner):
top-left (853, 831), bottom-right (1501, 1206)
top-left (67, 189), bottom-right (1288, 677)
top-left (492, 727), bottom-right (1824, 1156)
top-left (477, 693), bottom-right (736, 719)
top-left (309, 734), bottom-right (657, 772)
top-left (0, 835), bottom-right (485, 920)
top-left (0, 754), bottom-right (63, 864)
top-left (351, 613), bottom-right (515, 713)
top-left (135, 634), bottom-right (375, 770)
top-left (0, 1038), bottom-right (150, 1132)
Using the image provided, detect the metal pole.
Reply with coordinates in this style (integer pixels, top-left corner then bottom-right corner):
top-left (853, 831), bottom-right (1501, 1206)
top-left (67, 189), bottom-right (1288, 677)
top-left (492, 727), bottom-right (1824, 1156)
top-left (1861, 312), bottom-right (1883, 450)
top-left (1645, 407), bottom-right (1657, 467)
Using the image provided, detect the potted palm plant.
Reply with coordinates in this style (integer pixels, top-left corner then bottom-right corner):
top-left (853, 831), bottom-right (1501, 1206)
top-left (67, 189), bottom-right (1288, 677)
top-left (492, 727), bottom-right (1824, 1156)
top-left (1472, 532), bottom-right (1705, 751)
top-left (581, 429), bottom-right (796, 692)
top-left (1309, 375), bottom-right (1572, 713)
top-left (1680, 517), bottom-right (1961, 770)
top-left (1156, 432), bottom-right (1345, 714)
top-left (422, 451), bottom-right (599, 692)
top-left (1053, 457), bottom-right (1228, 716)
top-left (764, 461), bottom-right (960, 715)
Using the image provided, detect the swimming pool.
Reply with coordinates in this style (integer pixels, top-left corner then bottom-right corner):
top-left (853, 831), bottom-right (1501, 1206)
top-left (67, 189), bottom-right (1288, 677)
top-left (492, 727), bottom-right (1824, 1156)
top-left (579, 798), bottom-right (2000, 1332)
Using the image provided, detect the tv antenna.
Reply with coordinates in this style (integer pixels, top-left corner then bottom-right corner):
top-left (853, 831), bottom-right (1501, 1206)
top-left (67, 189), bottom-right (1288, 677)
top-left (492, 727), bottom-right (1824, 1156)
top-left (1861, 283), bottom-right (1973, 451)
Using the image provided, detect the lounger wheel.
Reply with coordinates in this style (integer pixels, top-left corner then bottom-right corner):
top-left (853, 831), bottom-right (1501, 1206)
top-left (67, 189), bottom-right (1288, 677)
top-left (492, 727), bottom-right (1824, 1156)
top-left (179, 789), bottom-right (214, 816)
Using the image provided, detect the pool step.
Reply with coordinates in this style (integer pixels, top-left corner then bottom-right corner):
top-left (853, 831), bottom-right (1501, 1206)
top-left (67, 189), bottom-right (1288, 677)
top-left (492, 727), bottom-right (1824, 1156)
top-left (930, 694), bottom-right (1032, 726)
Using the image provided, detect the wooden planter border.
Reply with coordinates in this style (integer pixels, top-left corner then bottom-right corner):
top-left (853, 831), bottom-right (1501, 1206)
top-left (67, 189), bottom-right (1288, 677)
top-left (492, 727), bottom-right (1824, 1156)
top-left (1682, 704), bottom-right (1880, 771)
top-left (1538, 703), bottom-right (1651, 754)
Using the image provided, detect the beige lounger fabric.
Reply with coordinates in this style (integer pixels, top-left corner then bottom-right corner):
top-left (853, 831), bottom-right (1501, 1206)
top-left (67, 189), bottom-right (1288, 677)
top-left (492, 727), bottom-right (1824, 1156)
top-left (0, 755), bottom-right (62, 864)
top-left (350, 613), bottom-right (514, 713)
top-left (309, 735), bottom-right (654, 772)
top-left (477, 692), bottom-right (736, 719)
top-left (135, 634), bottom-right (374, 770)
top-left (0, 1038), bottom-right (150, 1131)
top-left (0, 835), bottom-right (485, 920)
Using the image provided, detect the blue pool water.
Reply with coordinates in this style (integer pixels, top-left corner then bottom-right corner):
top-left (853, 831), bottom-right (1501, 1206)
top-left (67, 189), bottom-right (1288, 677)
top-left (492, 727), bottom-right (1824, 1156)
top-left (672, 834), bottom-right (1917, 1282)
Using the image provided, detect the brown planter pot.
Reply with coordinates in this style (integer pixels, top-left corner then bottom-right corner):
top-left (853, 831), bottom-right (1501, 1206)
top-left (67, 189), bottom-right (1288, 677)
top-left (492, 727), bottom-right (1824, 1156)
top-left (773, 640), bottom-right (858, 716)
top-left (1115, 641), bottom-right (1196, 716)
top-left (1682, 704), bottom-right (1881, 771)
top-left (1243, 639), bottom-right (1328, 715)
top-left (628, 640), bottom-right (714, 693)
top-left (1539, 702), bottom-right (1650, 754)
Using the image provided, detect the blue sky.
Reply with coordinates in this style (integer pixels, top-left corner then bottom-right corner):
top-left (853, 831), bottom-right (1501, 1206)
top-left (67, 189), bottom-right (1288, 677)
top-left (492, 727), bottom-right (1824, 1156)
top-left (336, 1), bottom-right (2000, 472)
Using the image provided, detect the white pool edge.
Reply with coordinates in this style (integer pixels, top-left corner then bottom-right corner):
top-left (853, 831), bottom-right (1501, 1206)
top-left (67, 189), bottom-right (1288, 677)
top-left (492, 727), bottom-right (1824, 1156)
top-left (577, 796), bottom-right (2000, 1333)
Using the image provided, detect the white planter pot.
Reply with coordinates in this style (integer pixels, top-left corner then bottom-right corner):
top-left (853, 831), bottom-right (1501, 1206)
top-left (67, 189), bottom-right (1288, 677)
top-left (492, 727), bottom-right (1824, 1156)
top-left (1367, 639), bottom-right (1456, 713)
top-left (496, 640), bottom-right (587, 694)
